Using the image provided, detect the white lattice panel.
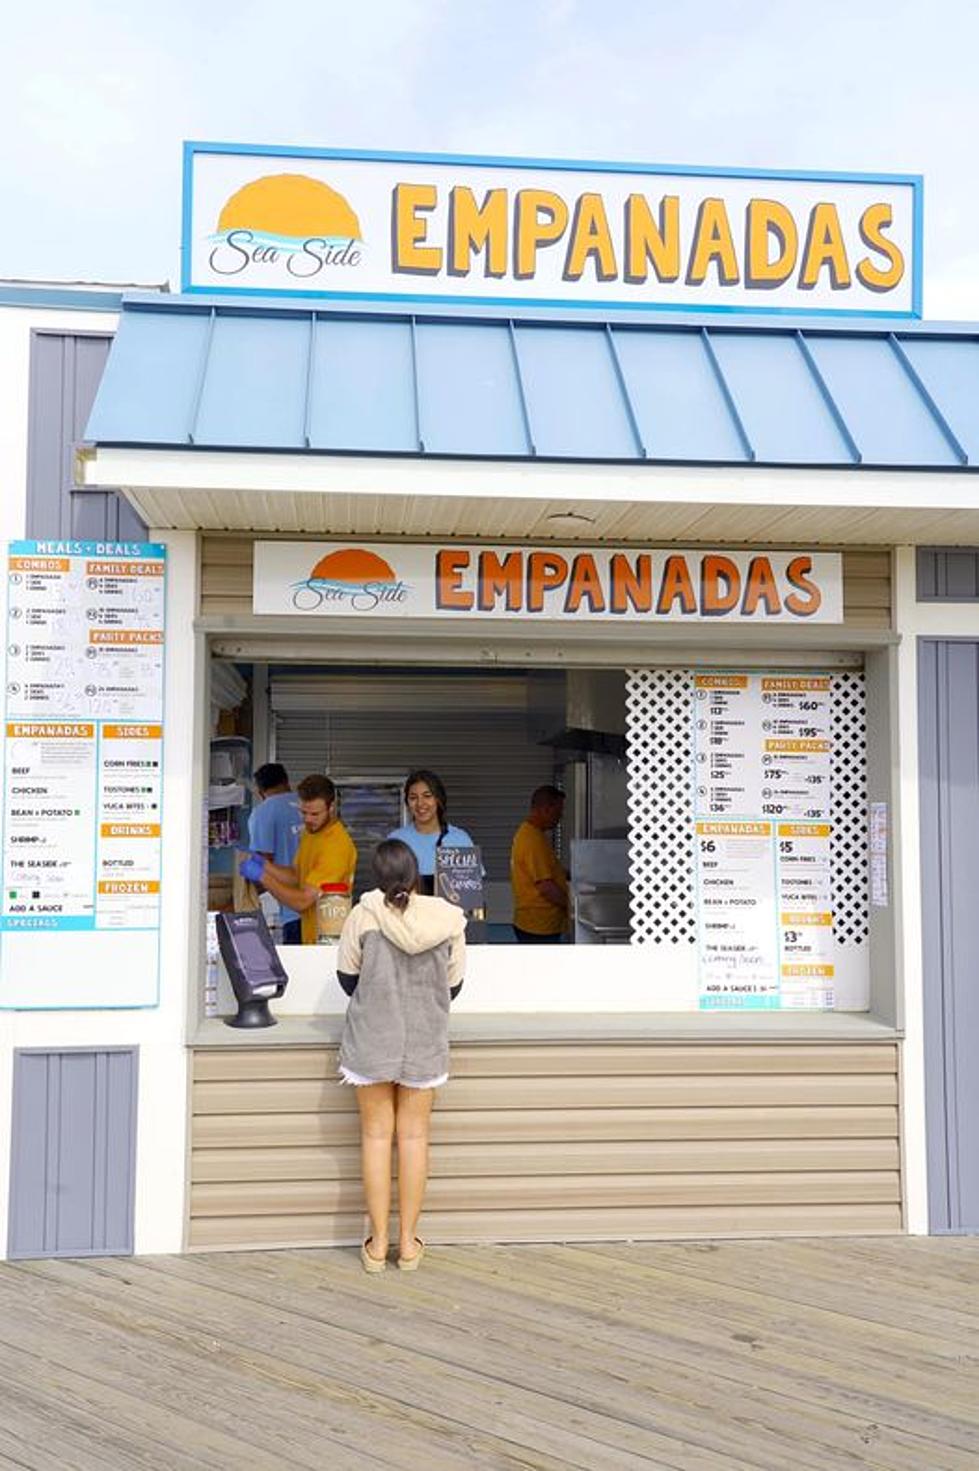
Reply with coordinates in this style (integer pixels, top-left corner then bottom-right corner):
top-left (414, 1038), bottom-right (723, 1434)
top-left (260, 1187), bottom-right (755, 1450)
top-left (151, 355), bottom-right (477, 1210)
top-left (626, 670), bottom-right (695, 944)
top-left (626, 668), bottom-right (869, 950)
top-left (829, 671), bottom-right (869, 947)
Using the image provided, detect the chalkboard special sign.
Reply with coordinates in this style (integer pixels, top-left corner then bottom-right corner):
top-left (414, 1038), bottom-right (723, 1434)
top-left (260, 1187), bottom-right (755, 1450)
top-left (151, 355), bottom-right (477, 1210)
top-left (435, 846), bottom-right (484, 912)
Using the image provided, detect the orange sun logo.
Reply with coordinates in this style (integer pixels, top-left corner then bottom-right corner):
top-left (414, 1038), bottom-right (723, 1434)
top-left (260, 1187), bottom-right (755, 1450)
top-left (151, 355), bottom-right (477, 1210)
top-left (309, 548), bottom-right (396, 584)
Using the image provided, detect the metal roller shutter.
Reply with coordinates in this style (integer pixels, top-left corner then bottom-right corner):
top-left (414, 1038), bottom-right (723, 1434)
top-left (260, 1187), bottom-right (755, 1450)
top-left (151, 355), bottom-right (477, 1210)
top-left (272, 683), bottom-right (556, 884)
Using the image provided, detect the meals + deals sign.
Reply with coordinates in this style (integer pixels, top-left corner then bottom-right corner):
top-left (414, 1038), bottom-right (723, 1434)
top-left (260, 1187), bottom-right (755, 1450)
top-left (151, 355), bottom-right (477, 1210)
top-left (184, 143), bottom-right (921, 317)
top-left (253, 542), bottom-right (844, 623)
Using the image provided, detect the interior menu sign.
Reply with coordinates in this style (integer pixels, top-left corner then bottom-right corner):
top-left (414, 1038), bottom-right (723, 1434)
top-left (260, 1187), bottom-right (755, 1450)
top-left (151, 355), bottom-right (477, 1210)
top-left (0, 541), bottom-right (166, 1009)
top-left (693, 672), bottom-right (836, 1010)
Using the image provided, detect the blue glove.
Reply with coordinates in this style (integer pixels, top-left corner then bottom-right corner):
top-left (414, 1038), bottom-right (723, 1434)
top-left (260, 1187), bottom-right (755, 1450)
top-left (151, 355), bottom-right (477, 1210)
top-left (240, 853), bottom-right (265, 883)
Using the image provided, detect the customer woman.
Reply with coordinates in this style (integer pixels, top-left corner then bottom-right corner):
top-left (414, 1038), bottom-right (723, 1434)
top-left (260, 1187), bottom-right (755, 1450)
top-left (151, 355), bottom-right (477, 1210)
top-left (336, 838), bottom-right (466, 1272)
top-left (388, 769), bottom-right (476, 895)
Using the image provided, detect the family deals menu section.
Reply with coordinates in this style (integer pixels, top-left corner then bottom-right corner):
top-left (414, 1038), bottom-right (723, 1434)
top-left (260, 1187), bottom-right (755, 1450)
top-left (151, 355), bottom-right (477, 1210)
top-left (2, 542), bottom-right (166, 933)
top-left (693, 673), bottom-right (835, 1009)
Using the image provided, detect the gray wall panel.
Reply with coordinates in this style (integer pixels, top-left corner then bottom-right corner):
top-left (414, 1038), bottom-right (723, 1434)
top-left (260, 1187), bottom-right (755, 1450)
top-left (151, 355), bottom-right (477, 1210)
top-left (26, 332), bottom-right (146, 542)
top-left (8, 1049), bottom-right (138, 1258)
top-left (919, 639), bottom-right (979, 1232)
top-left (917, 548), bottom-right (979, 601)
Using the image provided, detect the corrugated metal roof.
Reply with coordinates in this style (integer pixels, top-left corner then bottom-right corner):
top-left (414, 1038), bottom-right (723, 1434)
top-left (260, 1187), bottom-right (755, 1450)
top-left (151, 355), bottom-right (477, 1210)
top-left (86, 294), bottom-right (979, 468)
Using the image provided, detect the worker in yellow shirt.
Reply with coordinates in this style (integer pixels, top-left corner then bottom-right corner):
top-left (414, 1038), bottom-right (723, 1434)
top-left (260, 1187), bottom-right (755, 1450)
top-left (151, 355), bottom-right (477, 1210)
top-left (510, 785), bottom-right (569, 943)
top-left (243, 774), bottom-right (357, 943)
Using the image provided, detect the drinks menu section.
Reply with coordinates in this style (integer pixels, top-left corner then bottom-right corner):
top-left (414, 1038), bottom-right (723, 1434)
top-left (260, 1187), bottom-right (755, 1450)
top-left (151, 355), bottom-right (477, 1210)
top-left (1, 542), bottom-right (166, 936)
top-left (693, 673), bottom-right (836, 1010)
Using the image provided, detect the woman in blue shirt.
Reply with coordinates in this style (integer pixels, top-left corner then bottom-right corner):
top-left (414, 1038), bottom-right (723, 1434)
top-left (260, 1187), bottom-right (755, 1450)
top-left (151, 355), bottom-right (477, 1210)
top-left (388, 769), bottom-right (475, 896)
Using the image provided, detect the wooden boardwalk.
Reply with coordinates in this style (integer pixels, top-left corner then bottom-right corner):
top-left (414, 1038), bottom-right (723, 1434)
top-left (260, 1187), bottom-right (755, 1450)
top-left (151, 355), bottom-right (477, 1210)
top-left (0, 1237), bottom-right (977, 1469)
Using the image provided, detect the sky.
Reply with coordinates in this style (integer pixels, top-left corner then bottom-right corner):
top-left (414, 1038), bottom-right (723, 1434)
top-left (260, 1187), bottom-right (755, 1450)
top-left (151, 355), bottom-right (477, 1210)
top-left (3, 0), bottom-right (979, 319)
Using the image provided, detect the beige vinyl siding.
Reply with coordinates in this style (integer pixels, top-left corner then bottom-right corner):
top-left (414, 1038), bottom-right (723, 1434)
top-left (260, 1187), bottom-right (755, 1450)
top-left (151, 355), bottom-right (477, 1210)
top-left (199, 535), bottom-right (893, 629)
top-left (188, 1041), bottom-right (902, 1250)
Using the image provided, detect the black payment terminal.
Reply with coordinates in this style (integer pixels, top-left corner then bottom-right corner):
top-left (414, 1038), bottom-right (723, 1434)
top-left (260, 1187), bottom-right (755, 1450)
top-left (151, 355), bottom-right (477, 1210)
top-left (216, 910), bottom-right (289, 1028)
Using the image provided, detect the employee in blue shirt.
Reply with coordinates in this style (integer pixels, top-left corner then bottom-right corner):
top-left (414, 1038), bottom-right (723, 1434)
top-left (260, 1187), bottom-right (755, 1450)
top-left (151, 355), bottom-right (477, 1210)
top-left (387, 768), bottom-right (475, 896)
top-left (248, 763), bottom-right (303, 943)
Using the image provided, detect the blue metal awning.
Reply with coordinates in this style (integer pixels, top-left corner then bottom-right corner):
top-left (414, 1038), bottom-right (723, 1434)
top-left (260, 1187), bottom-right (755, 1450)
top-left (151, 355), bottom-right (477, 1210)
top-left (86, 294), bottom-right (979, 469)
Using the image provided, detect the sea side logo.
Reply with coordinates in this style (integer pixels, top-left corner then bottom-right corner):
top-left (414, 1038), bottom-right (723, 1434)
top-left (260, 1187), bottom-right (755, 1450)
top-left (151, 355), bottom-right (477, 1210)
top-left (290, 549), bottom-right (409, 612)
top-left (207, 174), bottom-right (364, 280)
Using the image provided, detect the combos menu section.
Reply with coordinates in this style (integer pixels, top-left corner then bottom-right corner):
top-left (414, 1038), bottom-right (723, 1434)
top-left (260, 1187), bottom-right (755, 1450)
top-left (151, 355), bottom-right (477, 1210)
top-left (2, 542), bottom-right (166, 933)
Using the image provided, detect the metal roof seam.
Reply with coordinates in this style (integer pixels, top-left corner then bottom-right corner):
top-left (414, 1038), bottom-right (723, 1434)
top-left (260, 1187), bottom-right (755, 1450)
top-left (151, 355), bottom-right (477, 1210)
top-left (604, 326), bottom-right (647, 458)
top-left (508, 322), bottom-right (536, 456)
top-left (700, 328), bottom-right (754, 462)
top-left (887, 334), bottom-right (969, 466)
top-left (794, 330), bottom-right (862, 465)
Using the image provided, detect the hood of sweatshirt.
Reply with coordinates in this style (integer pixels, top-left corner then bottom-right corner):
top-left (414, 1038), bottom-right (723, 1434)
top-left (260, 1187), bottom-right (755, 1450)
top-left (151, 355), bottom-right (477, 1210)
top-left (359, 888), bottom-right (466, 955)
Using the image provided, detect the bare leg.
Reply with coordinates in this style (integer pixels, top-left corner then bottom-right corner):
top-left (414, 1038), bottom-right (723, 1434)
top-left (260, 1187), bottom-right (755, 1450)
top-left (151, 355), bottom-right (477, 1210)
top-left (355, 1082), bottom-right (396, 1259)
top-left (395, 1084), bottom-right (435, 1260)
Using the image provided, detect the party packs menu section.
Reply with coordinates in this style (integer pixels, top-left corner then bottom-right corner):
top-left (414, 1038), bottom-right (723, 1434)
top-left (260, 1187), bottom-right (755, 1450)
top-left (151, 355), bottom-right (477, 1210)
top-left (2, 542), bottom-right (166, 934)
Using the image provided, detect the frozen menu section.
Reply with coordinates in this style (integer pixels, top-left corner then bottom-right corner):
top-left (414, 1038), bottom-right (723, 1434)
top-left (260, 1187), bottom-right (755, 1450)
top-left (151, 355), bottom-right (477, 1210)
top-left (693, 673), bottom-right (835, 1010)
top-left (0, 541), bottom-right (166, 1008)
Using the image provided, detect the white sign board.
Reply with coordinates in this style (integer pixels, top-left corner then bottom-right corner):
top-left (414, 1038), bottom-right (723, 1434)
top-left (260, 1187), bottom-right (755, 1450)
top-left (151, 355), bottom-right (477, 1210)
top-left (254, 542), bottom-right (844, 623)
top-left (184, 143), bottom-right (921, 317)
top-left (693, 672), bottom-right (841, 1010)
top-left (0, 541), bottom-right (166, 1008)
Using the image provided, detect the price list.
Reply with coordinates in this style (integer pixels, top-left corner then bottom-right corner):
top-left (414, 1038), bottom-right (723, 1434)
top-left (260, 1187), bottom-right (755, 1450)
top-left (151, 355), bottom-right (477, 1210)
top-left (2, 542), bottom-right (165, 935)
top-left (693, 672), bottom-right (836, 1009)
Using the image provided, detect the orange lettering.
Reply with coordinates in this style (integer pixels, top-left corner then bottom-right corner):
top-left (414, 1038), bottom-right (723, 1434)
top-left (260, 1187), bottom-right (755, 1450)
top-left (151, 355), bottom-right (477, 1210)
top-left (564, 554), bottom-right (605, 613)
top-left (656, 555), bottom-right (697, 615)
top-left (610, 553), bottom-right (652, 614)
top-left (435, 549), bottom-right (473, 610)
top-left (701, 555), bottom-right (741, 616)
top-left (526, 552), bottom-right (569, 611)
top-left (741, 556), bottom-right (782, 616)
top-left (784, 555), bottom-right (822, 617)
top-left (477, 550), bottom-right (523, 611)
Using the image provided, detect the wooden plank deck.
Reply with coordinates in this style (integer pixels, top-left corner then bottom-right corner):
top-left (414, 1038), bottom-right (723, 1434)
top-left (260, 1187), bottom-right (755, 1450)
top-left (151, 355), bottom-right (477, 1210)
top-left (0, 1237), bottom-right (977, 1470)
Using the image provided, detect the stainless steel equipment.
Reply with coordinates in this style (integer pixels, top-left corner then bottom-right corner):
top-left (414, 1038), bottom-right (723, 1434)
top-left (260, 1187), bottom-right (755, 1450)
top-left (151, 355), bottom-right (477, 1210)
top-left (570, 839), bottom-right (631, 945)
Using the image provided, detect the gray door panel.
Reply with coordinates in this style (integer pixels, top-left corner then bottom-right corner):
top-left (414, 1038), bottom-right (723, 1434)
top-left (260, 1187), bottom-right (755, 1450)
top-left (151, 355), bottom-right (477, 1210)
top-left (919, 640), bottom-right (979, 1231)
top-left (8, 1049), bottom-right (138, 1258)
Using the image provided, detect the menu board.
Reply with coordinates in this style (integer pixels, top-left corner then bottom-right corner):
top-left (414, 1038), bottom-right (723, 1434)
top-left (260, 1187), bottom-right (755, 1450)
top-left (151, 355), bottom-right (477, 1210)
top-left (693, 673), bottom-right (836, 1009)
top-left (0, 541), bottom-right (166, 1008)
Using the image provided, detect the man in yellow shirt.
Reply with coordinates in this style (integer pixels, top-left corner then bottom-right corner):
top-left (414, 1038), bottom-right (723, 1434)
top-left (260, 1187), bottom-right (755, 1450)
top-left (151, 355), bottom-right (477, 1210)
top-left (247, 774), bottom-right (357, 943)
top-left (510, 785), bottom-right (568, 943)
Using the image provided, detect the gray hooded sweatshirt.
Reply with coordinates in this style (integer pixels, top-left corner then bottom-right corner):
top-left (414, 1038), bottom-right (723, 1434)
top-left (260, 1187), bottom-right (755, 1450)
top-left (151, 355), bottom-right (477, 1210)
top-left (336, 889), bottom-right (466, 1086)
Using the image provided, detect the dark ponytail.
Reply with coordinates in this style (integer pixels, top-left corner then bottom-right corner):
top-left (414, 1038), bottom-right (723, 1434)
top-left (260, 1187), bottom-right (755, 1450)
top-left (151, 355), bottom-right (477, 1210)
top-left (372, 838), bottom-right (419, 912)
top-left (404, 768), bottom-right (449, 846)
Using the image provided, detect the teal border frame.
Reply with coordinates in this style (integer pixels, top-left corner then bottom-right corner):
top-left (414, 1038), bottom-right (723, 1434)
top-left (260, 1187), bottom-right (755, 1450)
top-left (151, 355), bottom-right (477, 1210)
top-left (0, 539), bottom-right (168, 1011)
top-left (181, 141), bottom-right (924, 320)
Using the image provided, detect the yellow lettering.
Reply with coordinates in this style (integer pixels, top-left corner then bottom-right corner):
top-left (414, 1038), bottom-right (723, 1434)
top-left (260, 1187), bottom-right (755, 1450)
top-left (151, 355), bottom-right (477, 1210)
top-left (563, 193), bottom-right (617, 281)
top-left (447, 187), bottom-right (508, 278)
top-left (392, 183), bottom-right (442, 275)
top-left (856, 203), bottom-right (904, 292)
top-left (624, 194), bottom-right (680, 283)
top-left (745, 198), bottom-right (798, 290)
top-left (686, 198), bottom-right (739, 286)
top-left (514, 189), bottom-right (569, 278)
top-left (799, 202), bottom-right (851, 290)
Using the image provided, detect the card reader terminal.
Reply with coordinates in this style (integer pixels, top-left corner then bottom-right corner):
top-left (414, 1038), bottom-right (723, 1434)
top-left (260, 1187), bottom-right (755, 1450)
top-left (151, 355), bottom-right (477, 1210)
top-left (216, 910), bottom-right (289, 1028)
